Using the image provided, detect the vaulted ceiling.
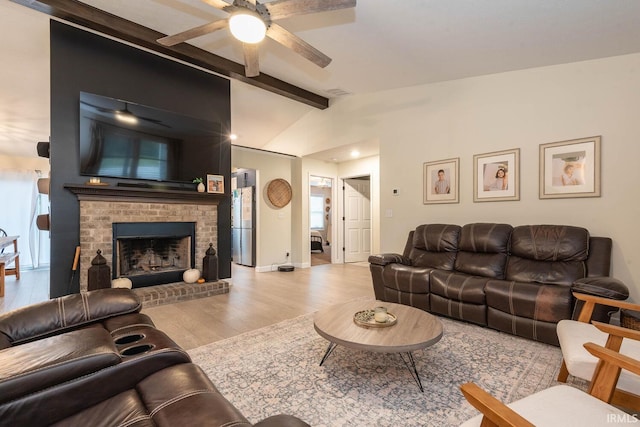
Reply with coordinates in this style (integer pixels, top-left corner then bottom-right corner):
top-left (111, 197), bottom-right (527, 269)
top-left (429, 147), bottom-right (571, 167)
top-left (3, 0), bottom-right (640, 161)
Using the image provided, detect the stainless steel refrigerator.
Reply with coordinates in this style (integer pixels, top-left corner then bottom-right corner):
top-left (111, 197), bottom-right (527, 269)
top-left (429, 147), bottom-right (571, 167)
top-left (231, 186), bottom-right (255, 266)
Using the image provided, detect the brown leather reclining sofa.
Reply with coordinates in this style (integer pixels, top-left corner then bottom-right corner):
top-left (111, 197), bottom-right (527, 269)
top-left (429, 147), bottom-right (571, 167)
top-left (369, 223), bottom-right (628, 346)
top-left (0, 288), bottom-right (309, 427)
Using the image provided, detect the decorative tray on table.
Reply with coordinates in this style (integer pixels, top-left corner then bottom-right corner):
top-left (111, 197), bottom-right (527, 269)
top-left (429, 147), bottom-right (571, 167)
top-left (353, 310), bottom-right (398, 328)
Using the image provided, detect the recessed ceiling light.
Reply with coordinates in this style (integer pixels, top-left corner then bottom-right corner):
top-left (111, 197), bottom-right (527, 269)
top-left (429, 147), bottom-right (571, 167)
top-left (350, 150), bottom-right (360, 158)
top-left (230, 134), bottom-right (238, 141)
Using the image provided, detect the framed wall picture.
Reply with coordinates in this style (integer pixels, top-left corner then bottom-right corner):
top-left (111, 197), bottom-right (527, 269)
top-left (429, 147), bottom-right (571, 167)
top-left (539, 136), bottom-right (601, 199)
top-left (473, 148), bottom-right (520, 202)
top-left (423, 157), bottom-right (459, 204)
top-left (206, 174), bottom-right (224, 194)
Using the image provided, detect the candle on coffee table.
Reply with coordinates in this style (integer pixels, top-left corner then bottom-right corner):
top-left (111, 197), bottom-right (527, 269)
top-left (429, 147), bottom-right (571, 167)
top-left (374, 306), bottom-right (388, 323)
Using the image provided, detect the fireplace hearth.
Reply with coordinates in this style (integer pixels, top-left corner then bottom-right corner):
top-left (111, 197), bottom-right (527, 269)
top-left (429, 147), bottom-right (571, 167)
top-left (113, 222), bottom-right (196, 288)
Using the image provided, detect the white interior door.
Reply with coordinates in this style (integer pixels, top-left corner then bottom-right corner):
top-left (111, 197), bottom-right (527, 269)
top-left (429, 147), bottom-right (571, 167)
top-left (343, 178), bottom-right (371, 263)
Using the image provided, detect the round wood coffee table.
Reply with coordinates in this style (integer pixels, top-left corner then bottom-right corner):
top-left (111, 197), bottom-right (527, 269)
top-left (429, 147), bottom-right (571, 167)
top-left (314, 299), bottom-right (443, 392)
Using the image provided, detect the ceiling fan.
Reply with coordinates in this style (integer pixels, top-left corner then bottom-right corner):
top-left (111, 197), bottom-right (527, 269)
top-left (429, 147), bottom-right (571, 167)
top-left (157, 0), bottom-right (357, 77)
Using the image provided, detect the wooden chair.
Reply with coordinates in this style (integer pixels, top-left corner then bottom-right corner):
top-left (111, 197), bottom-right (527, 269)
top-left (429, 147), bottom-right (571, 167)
top-left (460, 340), bottom-right (640, 426)
top-left (0, 230), bottom-right (20, 297)
top-left (557, 292), bottom-right (640, 410)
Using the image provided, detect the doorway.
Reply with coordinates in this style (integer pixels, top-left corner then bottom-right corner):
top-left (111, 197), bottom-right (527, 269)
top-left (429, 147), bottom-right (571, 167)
top-left (343, 176), bottom-right (371, 263)
top-left (310, 175), bottom-right (332, 266)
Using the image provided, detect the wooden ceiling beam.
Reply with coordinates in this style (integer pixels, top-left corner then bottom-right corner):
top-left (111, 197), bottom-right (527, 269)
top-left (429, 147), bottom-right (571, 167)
top-left (12, 0), bottom-right (329, 109)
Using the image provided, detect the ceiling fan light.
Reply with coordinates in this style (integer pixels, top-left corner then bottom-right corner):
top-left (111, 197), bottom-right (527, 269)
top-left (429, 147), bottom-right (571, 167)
top-left (229, 13), bottom-right (266, 44)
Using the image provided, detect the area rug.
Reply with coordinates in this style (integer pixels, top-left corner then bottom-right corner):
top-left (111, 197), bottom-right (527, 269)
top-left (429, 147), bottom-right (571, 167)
top-left (189, 312), bottom-right (564, 426)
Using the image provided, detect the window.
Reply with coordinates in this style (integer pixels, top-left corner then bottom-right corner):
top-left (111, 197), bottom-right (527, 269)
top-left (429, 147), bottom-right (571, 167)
top-left (0, 170), bottom-right (50, 268)
top-left (310, 195), bottom-right (324, 229)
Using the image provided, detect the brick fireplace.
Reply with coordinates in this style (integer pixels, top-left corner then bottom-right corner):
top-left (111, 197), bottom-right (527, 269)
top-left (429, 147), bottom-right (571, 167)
top-left (66, 184), bottom-right (229, 306)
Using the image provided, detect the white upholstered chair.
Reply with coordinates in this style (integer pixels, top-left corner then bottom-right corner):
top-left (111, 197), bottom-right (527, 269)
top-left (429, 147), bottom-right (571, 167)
top-left (557, 292), bottom-right (640, 409)
top-left (460, 340), bottom-right (640, 426)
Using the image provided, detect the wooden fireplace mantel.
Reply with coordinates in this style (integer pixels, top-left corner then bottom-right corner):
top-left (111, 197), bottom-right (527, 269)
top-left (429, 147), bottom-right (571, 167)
top-left (65, 183), bottom-right (225, 205)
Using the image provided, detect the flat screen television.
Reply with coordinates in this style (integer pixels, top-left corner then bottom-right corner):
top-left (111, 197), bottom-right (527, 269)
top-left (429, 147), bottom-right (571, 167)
top-left (79, 91), bottom-right (222, 186)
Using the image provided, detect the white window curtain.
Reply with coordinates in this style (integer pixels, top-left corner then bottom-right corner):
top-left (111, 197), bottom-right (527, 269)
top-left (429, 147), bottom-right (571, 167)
top-left (0, 169), bottom-right (50, 268)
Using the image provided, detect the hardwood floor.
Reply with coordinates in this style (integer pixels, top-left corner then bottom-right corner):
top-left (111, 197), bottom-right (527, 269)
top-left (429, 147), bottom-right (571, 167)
top-left (0, 263), bottom-right (375, 351)
top-left (310, 244), bottom-right (332, 266)
top-left (144, 263), bottom-right (374, 350)
top-left (0, 268), bottom-right (49, 313)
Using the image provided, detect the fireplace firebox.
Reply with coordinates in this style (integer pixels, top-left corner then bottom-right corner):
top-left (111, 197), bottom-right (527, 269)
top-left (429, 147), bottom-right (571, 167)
top-left (112, 222), bottom-right (196, 288)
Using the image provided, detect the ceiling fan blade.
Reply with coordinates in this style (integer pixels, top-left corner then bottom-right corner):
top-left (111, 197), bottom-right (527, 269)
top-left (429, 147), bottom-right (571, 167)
top-left (266, 0), bottom-right (356, 20)
top-left (267, 23), bottom-right (331, 68)
top-left (243, 43), bottom-right (260, 77)
top-left (157, 19), bottom-right (228, 46)
top-left (201, 0), bottom-right (234, 11)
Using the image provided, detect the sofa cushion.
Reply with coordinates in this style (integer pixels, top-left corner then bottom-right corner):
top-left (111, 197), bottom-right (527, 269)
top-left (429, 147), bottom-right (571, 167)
top-left (487, 307), bottom-right (560, 345)
top-left (454, 223), bottom-right (512, 278)
top-left (382, 264), bottom-right (431, 294)
top-left (557, 320), bottom-right (640, 394)
top-left (485, 280), bottom-right (572, 323)
top-left (48, 363), bottom-right (252, 427)
top-left (460, 384), bottom-right (631, 427)
top-left (408, 224), bottom-right (460, 269)
top-left (429, 270), bottom-right (487, 305)
top-left (429, 270), bottom-right (488, 325)
top-left (506, 225), bottom-right (589, 284)
top-left (510, 225), bottom-right (589, 261)
top-left (506, 256), bottom-right (587, 286)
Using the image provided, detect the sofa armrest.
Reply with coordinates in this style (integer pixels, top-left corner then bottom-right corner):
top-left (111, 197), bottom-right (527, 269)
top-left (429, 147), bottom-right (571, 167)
top-left (0, 288), bottom-right (142, 347)
top-left (572, 277), bottom-right (629, 301)
top-left (0, 328), bottom-right (120, 404)
top-left (368, 253), bottom-right (412, 267)
top-left (571, 290), bottom-right (638, 323)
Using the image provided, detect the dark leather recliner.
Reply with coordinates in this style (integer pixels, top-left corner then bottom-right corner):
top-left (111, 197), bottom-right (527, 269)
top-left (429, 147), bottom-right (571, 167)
top-left (370, 223), bottom-right (629, 346)
top-left (0, 288), bottom-right (309, 427)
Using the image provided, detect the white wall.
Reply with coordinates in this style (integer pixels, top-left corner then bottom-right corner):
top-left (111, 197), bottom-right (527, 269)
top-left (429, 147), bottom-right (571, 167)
top-left (269, 53), bottom-right (640, 300)
top-left (232, 146), bottom-right (294, 272)
top-left (0, 155), bottom-right (49, 171)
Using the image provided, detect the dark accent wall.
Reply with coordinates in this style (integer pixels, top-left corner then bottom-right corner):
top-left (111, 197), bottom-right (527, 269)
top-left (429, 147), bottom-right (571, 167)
top-left (50, 21), bottom-right (231, 298)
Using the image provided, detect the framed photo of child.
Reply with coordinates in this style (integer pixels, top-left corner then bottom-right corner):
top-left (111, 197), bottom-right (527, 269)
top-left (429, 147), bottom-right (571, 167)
top-left (206, 174), bottom-right (224, 194)
top-left (473, 148), bottom-right (520, 202)
top-left (423, 158), bottom-right (459, 204)
top-left (539, 136), bottom-right (601, 199)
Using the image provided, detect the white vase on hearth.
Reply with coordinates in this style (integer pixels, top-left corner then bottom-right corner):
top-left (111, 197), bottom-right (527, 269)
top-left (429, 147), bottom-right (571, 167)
top-left (197, 182), bottom-right (205, 192)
